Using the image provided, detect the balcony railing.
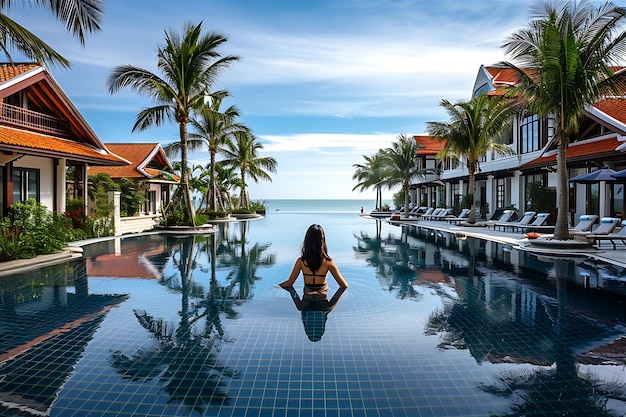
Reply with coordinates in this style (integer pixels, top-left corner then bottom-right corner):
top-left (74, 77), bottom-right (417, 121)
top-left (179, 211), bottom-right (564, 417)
top-left (0, 102), bottom-right (70, 136)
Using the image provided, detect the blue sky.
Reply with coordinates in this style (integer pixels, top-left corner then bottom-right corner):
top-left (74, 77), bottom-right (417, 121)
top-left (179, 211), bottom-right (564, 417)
top-left (9, 0), bottom-right (535, 200)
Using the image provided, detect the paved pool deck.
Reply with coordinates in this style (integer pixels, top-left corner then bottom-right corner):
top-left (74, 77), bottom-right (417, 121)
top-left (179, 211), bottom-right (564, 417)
top-left (385, 217), bottom-right (626, 269)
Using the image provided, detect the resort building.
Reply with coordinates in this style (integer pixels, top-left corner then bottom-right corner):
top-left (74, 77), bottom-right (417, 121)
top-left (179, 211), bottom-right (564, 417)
top-left (0, 63), bottom-right (128, 217)
top-left (411, 64), bottom-right (626, 224)
top-left (88, 143), bottom-right (178, 217)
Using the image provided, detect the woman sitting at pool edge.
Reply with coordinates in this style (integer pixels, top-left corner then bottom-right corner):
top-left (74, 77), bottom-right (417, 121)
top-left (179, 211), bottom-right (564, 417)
top-left (279, 224), bottom-right (348, 290)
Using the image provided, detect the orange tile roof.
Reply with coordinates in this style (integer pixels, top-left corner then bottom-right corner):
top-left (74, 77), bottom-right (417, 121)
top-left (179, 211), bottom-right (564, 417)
top-left (89, 143), bottom-right (177, 180)
top-left (485, 66), bottom-right (520, 85)
top-left (522, 137), bottom-right (623, 168)
top-left (593, 98), bottom-right (626, 124)
top-left (0, 63), bottom-right (40, 82)
top-left (414, 135), bottom-right (445, 155)
top-left (0, 125), bottom-right (128, 164)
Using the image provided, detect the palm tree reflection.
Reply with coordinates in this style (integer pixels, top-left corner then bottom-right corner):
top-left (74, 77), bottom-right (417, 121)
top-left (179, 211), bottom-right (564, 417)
top-left (110, 230), bottom-right (275, 412)
top-left (353, 226), bottom-right (423, 300)
top-left (425, 260), bottom-right (626, 415)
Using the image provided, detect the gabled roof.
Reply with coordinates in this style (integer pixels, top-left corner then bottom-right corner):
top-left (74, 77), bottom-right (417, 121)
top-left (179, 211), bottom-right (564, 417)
top-left (521, 136), bottom-right (623, 169)
top-left (0, 63), bottom-right (127, 165)
top-left (88, 143), bottom-right (178, 181)
top-left (592, 98), bottom-right (626, 125)
top-left (0, 125), bottom-right (127, 164)
top-left (414, 135), bottom-right (445, 155)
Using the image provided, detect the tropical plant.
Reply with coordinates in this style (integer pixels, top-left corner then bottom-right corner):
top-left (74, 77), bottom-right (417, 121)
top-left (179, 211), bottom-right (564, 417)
top-left (381, 134), bottom-right (431, 217)
top-left (182, 91), bottom-right (249, 211)
top-left (0, 0), bottom-right (103, 68)
top-left (426, 94), bottom-right (514, 224)
top-left (108, 21), bottom-right (239, 226)
top-left (500, 0), bottom-right (626, 239)
top-left (352, 151), bottom-right (390, 211)
top-left (221, 131), bottom-right (277, 209)
top-left (0, 199), bottom-right (71, 260)
top-left (118, 178), bottom-right (145, 217)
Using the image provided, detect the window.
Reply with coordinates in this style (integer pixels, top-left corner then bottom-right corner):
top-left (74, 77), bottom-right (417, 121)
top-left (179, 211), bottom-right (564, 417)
top-left (496, 178), bottom-right (505, 208)
top-left (519, 113), bottom-right (549, 153)
top-left (12, 168), bottom-right (39, 203)
top-left (147, 190), bottom-right (156, 214)
top-left (451, 183), bottom-right (460, 206)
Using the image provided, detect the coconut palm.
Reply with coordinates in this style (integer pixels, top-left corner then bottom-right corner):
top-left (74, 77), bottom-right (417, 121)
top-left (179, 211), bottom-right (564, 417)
top-left (108, 21), bottom-right (239, 225)
top-left (221, 132), bottom-right (277, 209)
top-left (352, 151), bottom-right (389, 211)
top-left (500, 1), bottom-right (626, 239)
top-left (0, 0), bottom-right (103, 68)
top-left (427, 94), bottom-right (514, 224)
top-left (187, 91), bottom-right (249, 212)
top-left (382, 134), bottom-right (432, 218)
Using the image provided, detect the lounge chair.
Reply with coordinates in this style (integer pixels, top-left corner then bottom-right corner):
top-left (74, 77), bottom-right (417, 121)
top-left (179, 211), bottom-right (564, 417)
top-left (430, 208), bottom-right (453, 220)
top-left (412, 207), bottom-right (434, 219)
top-left (445, 208), bottom-right (470, 224)
top-left (485, 209), bottom-right (515, 229)
top-left (569, 214), bottom-right (599, 233)
top-left (516, 213), bottom-right (552, 233)
top-left (494, 211), bottom-right (536, 232)
top-left (421, 207), bottom-right (443, 220)
top-left (591, 220), bottom-right (626, 249)
top-left (576, 217), bottom-right (621, 241)
top-left (424, 208), bottom-right (452, 221)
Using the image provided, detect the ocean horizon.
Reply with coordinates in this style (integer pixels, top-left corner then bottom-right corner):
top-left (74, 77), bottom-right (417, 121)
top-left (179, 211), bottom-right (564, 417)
top-left (260, 198), bottom-right (393, 214)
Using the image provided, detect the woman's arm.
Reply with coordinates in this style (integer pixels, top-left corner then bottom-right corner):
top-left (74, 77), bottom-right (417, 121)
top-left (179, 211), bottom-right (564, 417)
top-left (327, 259), bottom-right (348, 288)
top-left (279, 258), bottom-right (302, 287)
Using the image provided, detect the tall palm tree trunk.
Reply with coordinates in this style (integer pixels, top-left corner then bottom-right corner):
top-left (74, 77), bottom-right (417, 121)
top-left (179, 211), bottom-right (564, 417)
top-left (178, 122), bottom-right (196, 226)
top-left (209, 150), bottom-right (217, 211)
top-left (554, 141), bottom-right (570, 239)
top-left (467, 169), bottom-right (477, 224)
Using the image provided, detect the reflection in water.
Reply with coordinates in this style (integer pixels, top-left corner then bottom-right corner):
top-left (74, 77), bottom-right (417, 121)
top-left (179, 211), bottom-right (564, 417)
top-left (283, 286), bottom-right (345, 341)
top-left (109, 226), bottom-right (277, 413)
top-left (0, 261), bottom-right (127, 416)
top-left (356, 224), bottom-right (626, 414)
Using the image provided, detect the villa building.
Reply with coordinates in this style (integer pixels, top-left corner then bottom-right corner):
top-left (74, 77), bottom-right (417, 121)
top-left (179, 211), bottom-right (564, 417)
top-left (88, 143), bottom-right (178, 216)
top-left (411, 64), bottom-right (626, 224)
top-left (0, 63), bottom-right (128, 217)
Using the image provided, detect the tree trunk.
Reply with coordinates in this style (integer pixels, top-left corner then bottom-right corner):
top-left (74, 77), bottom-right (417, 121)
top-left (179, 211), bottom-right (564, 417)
top-left (553, 140), bottom-right (570, 240)
top-left (468, 167), bottom-right (477, 224)
top-left (404, 182), bottom-right (410, 217)
top-left (178, 122), bottom-right (195, 226)
top-left (209, 149), bottom-right (216, 211)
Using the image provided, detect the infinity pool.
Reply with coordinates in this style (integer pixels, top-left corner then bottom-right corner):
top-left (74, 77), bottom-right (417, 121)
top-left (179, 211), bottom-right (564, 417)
top-left (1, 212), bottom-right (626, 416)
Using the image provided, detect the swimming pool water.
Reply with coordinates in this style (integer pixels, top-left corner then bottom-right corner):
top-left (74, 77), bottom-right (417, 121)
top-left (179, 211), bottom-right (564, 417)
top-left (1, 212), bottom-right (625, 416)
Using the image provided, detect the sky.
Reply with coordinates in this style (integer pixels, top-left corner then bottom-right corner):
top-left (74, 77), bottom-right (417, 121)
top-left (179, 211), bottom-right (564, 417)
top-left (8, 0), bottom-right (537, 200)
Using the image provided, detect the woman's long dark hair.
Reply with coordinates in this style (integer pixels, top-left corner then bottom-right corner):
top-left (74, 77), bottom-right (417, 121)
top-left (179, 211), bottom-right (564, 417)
top-left (301, 224), bottom-right (331, 274)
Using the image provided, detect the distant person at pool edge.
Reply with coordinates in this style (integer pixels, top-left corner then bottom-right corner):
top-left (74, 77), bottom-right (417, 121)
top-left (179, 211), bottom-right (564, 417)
top-left (279, 224), bottom-right (348, 290)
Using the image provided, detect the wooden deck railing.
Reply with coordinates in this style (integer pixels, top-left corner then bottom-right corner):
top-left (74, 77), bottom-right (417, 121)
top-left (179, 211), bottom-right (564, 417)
top-left (0, 103), bottom-right (70, 135)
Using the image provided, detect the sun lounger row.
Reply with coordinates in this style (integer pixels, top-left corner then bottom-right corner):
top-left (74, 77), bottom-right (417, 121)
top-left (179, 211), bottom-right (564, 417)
top-left (421, 208), bottom-right (452, 220)
top-left (589, 220), bottom-right (626, 249)
top-left (572, 217), bottom-right (622, 245)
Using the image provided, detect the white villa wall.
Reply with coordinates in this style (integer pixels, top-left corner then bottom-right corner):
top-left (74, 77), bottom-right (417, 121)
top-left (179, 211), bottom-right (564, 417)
top-left (14, 155), bottom-right (56, 210)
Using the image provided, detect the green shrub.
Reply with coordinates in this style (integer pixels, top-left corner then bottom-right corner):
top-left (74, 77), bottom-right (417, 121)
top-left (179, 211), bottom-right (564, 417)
top-left (0, 199), bottom-right (71, 261)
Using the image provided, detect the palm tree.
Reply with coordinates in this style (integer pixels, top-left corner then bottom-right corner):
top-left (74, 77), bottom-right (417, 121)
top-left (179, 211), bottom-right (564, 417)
top-left (352, 151), bottom-right (389, 211)
top-left (0, 0), bottom-right (103, 68)
top-left (500, 1), bottom-right (626, 239)
top-left (221, 132), bottom-right (277, 209)
top-left (427, 94), bottom-right (514, 224)
top-left (382, 134), bottom-right (430, 218)
top-left (186, 91), bottom-right (249, 212)
top-left (108, 21), bottom-right (239, 225)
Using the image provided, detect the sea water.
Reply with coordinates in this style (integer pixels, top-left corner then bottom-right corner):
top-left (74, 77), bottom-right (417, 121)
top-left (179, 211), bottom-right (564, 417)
top-left (263, 199), bottom-right (393, 214)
